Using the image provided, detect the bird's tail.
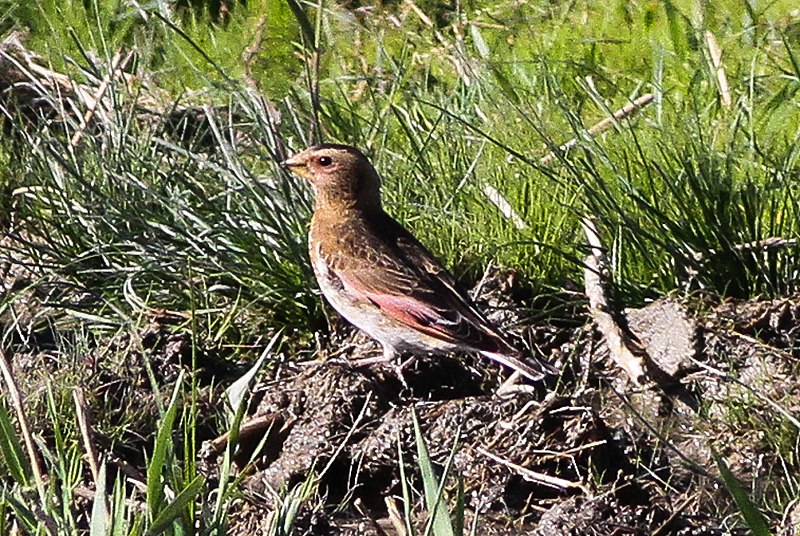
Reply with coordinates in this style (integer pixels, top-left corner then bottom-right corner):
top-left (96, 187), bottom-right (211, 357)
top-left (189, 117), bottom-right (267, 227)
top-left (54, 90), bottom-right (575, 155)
top-left (481, 350), bottom-right (558, 381)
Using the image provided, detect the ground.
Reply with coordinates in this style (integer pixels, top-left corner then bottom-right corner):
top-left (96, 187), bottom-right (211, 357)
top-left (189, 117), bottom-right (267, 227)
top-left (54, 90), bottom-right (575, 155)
top-left (209, 292), bottom-right (797, 535)
top-left (5, 258), bottom-right (798, 534)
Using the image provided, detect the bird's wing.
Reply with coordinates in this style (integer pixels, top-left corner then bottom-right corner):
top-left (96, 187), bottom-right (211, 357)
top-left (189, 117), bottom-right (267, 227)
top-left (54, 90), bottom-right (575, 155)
top-left (326, 212), bottom-right (517, 355)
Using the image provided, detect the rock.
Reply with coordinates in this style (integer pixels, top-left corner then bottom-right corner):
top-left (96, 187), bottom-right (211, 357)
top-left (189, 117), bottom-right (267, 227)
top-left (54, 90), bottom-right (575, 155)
top-left (626, 298), bottom-right (697, 377)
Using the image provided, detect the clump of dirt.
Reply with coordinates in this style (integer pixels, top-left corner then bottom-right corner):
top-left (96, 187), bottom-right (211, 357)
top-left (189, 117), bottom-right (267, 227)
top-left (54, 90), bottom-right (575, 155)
top-left (198, 293), bottom-right (800, 535)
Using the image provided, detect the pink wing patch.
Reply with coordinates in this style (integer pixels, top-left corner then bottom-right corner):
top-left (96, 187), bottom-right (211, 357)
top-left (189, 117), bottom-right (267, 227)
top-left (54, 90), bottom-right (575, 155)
top-left (365, 292), bottom-right (463, 344)
top-left (336, 270), bottom-right (462, 344)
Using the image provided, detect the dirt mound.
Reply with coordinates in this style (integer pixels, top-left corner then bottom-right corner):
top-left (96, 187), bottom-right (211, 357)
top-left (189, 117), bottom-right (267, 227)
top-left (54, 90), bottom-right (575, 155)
top-left (197, 296), bottom-right (799, 535)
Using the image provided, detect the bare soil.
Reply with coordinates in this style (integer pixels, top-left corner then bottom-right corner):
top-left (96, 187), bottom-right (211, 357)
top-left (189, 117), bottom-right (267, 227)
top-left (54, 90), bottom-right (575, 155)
top-left (208, 293), bottom-right (800, 536)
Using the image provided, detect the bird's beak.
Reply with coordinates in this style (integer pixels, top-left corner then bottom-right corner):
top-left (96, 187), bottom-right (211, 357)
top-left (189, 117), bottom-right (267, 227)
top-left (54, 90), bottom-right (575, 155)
top-left (282, 154), bottom-right (312, 179)
top-left (282, 155), bottom-right (304, 169)
top-left (282, 153), bottom-right (301, 166)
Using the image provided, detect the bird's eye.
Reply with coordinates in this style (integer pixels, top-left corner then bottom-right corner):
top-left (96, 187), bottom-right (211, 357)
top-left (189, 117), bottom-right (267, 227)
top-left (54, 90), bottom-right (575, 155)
top-left (318, 156), bottom-right (333, 166)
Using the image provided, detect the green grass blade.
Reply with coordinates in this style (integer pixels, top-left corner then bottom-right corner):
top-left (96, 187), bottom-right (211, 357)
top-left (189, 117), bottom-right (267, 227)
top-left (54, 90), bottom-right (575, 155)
top-left (4, 493), bottom-right (40, 533)
top-left (712, 448), bottom-right (772, 536)
top-left (396, 431), bottom-right (415, 536)
top-left (285, 0), bottom-right (316, 48)
top-left (146, 475), bottom-right (206, 536)
top-left (89, 462), bottom-right (109, 536)
top-left (453, 476), bottom-right (465, 536)
top-left (0, 402), bottom-right (31, 485)
top-left (146, 371), bottom-right (185, 521)
top-left (412, 410), bottom-right (455, 536)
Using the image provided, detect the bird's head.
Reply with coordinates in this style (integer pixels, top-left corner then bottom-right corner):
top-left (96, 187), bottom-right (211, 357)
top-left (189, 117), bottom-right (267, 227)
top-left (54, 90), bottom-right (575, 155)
top-left (283, 144), bottom-right (381, 210)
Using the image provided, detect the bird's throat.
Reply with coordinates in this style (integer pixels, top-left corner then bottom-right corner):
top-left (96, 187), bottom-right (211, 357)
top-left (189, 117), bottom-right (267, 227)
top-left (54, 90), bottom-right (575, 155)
top-left (313, 190), bottom-right (381, 215)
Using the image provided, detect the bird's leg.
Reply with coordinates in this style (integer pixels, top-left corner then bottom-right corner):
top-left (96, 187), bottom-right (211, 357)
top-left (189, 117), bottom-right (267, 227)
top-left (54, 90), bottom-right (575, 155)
top-left (346, 342), bottom-right (395, 367)
top-left (381, 345), bottom-right (411, 390)
top-left (341, 344), bottom-right (411, 389)
top-left (347, 355), bottom-right (392, 366)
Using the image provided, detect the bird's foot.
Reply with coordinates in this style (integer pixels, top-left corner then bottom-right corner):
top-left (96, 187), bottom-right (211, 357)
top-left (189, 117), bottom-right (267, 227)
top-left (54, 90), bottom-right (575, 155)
top-left (345, 355), bottom-right (412, 390)
top-left (391, 362), bottom-right (410, 391)
top-left (494, 371), bottom-right (537, 397)
top-left (347, 355), bottom-right (394, 367)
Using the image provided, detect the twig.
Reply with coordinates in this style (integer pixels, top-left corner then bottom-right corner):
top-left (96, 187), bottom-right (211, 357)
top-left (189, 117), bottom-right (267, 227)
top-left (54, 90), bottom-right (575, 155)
top-left (385, 496), bottom-right (408, 536)
top-left (406, 0), bottom-right (434, 27)
top-left (691, 236), bottom-right (799, 263)
top-left (732, 236), bottom-right (799, 252)
top-left (581, 217), bottom-right (646, 385)
top-left (482, 184), bottom-right (527, 230)
top-left (705, 31), bottom-right (731, 109)
top-left (74, 483), bottom-right (148, 512)
top-left (540, 94), bottom-right (654, 164)
top-left (108, 455), bottom-right (147, 493)
top-left (689, 356), bottom-right (800, 431)
top-left (354, 498), bottom-right (393, 536)
top-left (73, 388), bottom-right (101, 485)
top-left (201, 412), bottom-right (286, 457)
top-left (680, 236), bottom-right (799, 286)
top-left (478, 447), bottom-right (587, 492)
top-left (242, 14), bottom-right (268, 90)
top-left (652, 494), bottom-right (697, 536)
top-left (0, 350), bottom-right (46, 494)
top-left (69, 50), bottom-right (129, 147)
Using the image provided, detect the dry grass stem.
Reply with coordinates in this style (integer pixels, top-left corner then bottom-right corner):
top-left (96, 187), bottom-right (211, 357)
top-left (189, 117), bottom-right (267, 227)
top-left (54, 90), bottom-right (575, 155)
top-left (69, 50), bottom-right (130, 147)
top-left (482, 183), bottom-right (527, 230)
top-left (0, 349), bottom-right (48, 500)
top-left (202, 412), bottom-right (287, 457)
top-left (478, 447), bottom-right (587, 492)
top-left (705, 31), bottom-right (731, 108)
top-left (73, 387), bottom-right (101, 485)
top-left (406, 0), bottom-right (434, 27)
top-left (581, 217), bottom-right (647, 385)
top-left (540, 93), bottom-right (654, 164)
top-left (690, 236), bottom-right (799, 264)
top-left (385, 497), bottom-right (408, 536)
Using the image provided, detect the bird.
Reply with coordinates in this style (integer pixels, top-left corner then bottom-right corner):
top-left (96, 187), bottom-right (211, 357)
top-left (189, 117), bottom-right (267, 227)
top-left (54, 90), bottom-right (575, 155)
top-left (283, 143), bottom-right (556, 381)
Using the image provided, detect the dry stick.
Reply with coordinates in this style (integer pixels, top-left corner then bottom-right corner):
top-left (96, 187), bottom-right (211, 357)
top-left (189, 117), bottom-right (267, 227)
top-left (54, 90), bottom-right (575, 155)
top-left (108, 456), bottom-right (148, 493)
top-left (69, 50), bottom-right (129, 148)
top-left (477, 447), bottom-right (586, 492)
top-left (692, 237), bottom-right (800, 263)
top-left (202, 412), bottom-right (286, 457)
top-left (705, 31), bottom-right (731, 109)
top-left (242, 13), bottom-right (268, 90)
top-left (0, 350), bottom-right (58, 534)
top-left (354, 498), bottom-right (393, 536)
top-left (406, 0), bottom-right (434, 27)
top-left (652, 493), bottom-right (703, 536)
top-left (732, 236), bottom-right (799, 252)
top-left (682, 236), bottom-right (800, 284)
top-left (484, 94), bottom-right (655, 228)
top-left (540, 93), bottom-right (654, 165)
top-left (241, 15), bottom-right (285, 161)
top-left (0, 349), bottom-right (47, 494)
top-left (73, 388), bottom-right (101, 486)
top-left (581, 217), bottom-right (647, 385)
top-left (384, 497), bottom-right (408, 536)
top-left (482, 184), bottom-right (527, 230)
top-left (73, 483), bottom-right (148, 513)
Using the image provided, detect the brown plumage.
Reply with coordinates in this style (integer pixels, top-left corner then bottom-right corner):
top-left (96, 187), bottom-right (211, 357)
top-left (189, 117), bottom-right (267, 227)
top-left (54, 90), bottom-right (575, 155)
top-left (284, 143), bottom-right (555, 381)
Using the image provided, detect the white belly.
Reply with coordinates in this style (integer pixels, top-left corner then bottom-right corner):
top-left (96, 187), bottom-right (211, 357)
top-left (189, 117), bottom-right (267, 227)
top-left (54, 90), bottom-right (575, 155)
top-left (310, 245), bottom-right (457, 358)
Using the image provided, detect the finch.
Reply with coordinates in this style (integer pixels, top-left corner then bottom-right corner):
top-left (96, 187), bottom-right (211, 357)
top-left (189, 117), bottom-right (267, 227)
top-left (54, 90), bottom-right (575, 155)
top-left (283, 144), bottom-right (555, 381)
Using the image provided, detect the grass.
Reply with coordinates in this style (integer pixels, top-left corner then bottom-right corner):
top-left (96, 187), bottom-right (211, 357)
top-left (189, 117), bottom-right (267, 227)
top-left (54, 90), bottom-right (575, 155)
top-left (0, 0), bottom-right (799, 533)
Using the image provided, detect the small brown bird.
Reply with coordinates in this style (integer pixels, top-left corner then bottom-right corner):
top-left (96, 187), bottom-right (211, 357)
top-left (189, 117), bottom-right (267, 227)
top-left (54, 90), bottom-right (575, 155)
top-left (284, 144), bottom-right (555, 381)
